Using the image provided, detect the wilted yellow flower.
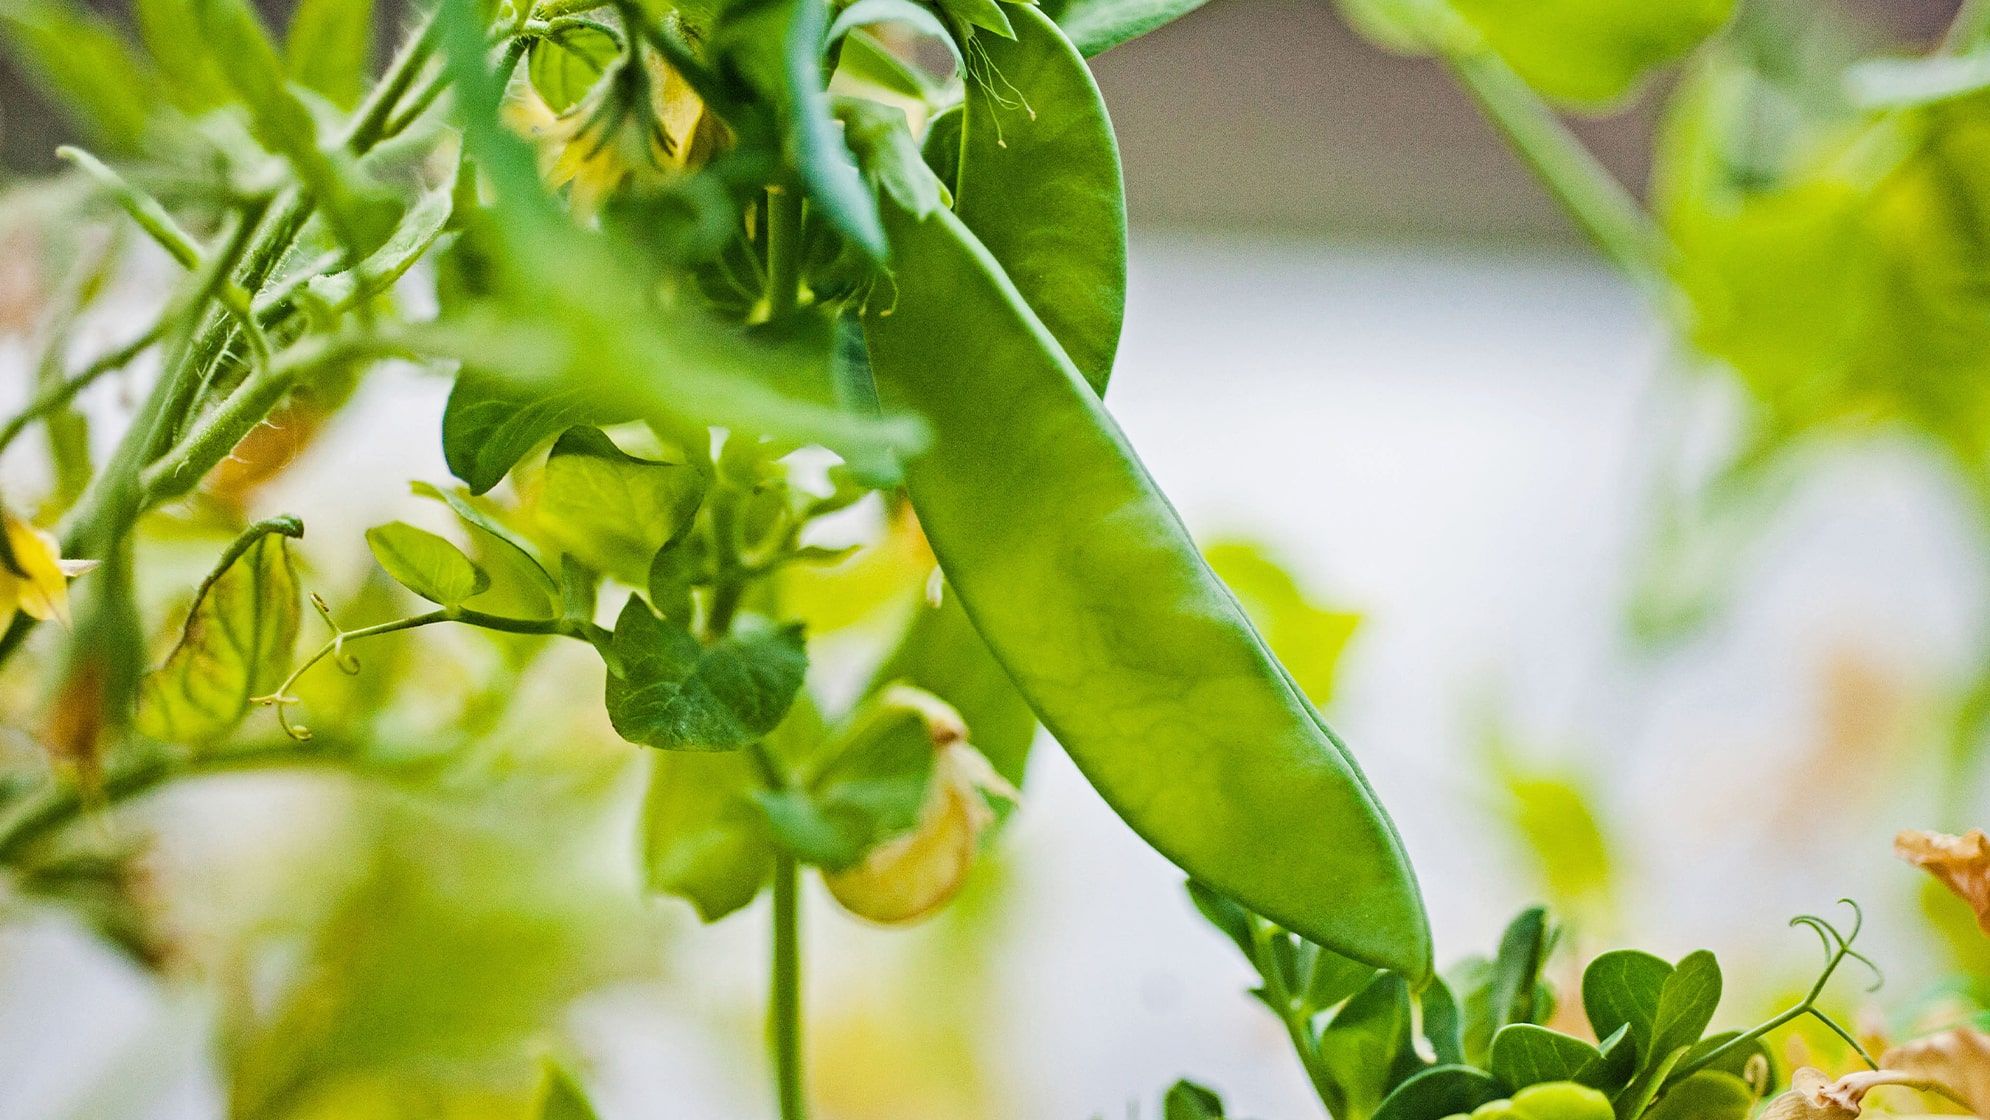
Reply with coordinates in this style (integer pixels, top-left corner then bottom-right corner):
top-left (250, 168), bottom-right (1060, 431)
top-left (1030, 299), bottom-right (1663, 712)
top-left (0, 508), bottom-right (94, 628)
top-left (1896, 829), bottom-right (1990, 936)
top-left (503, 46), bottom-right (709, 217)
top-left (1881, 1027), bottom-right (1990, 1116)
top-left (825, 687), bottom-right (1017, 925)
top-left (1763, 1067), bottom-right (1864, 1120)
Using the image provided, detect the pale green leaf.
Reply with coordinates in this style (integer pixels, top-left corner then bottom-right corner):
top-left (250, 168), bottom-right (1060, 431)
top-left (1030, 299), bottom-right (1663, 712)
top-left (365, 521), bottom-right (490, 607)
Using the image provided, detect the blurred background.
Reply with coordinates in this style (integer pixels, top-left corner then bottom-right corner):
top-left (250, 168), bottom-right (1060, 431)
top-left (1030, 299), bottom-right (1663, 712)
top-left (3, 1), bottom-right (1989, 1118)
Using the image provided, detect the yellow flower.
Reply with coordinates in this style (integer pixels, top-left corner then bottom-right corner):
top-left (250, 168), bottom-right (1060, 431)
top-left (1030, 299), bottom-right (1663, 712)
top-left (825, 687), bottom-right (1018, 925)
top-left (0, 508), bottom-right (94, 628)
top-left (503, 45), bottom-right (710, 217)
top-left (1895, 828), bottom-right (1990, 936)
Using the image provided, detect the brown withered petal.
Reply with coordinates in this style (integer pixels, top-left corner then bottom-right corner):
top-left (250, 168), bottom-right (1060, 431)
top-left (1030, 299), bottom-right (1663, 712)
top-left (1881, 1027), bottom-right (1990, 1117)
top-left (1895, 829), bottom-right (1990, 936)
top-left (1761, 1068), bottom-right (1864, 1120)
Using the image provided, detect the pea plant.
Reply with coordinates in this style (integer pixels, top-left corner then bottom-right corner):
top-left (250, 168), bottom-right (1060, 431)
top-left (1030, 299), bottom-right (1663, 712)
top-left (0, 0), bottom-right (1986, 1116)
top-left (0, 0), bottom-right (1427, 1114)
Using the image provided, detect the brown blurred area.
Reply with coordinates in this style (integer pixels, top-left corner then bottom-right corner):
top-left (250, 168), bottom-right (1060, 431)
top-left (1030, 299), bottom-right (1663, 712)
top-left (0, 0), bottom-right (1965, 240)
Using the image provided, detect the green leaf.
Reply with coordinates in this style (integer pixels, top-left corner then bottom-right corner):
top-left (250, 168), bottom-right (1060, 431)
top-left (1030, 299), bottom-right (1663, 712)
top-left (1491, 1024), bottom-right (1604, 1089)
top-left (934, 0), bottom-right (1014, 38)
top-left (756, 692), bottom-right (936, 869)
top-left (1185, 880), bottom-right (1256, 959)
top-left (1, 0), bottom-right (159, 152)
top-left (1847, 50), bottom-right (1990, 109)
top-left (865, 588), bottom-right (1037, 790)
top-left (644, 749), bottom-right (777, 920)
top-left (365, 521), bottom-right (490, 607)
top-left (528, 21), bottom-right (622, 114)
top-left (1316, 972), bottom-right (1417, 1120)
top-left (134, 519), bottom-right (302, 744)
top-left (1305, 943), bottom-right (1380, 1017)
top-left (411, 481), bottom-right (560, 605)
top-left (1581, 950), bottom-right (1673, 1061)
top-left (537, 427), bottom-right (708, 584)
top-left (605, 598), bottom-right (807, 751)
top-left (1641, 1071), bottom-right (1753, 1120)
top-left (286, 0), bottom-right (374, 108)
top-left (1163, 1079), bottom-right (1227, 1120)
top-left (1489, 906), bottom-right (1554, 1030)
top-left (1420, 977), bottom-right (1466, 1066)
top-left (1578, 1024), bottom-right (1637, 1092)
top-left (709, 0), bottom-right (885, 257)
top-left (1614, 1046), bottom-right (1689, 1120)
top-left (837, 99), bottom-right (949, 221)
top-left (1448, 0), bottom-right (1736, 108)
top-left (862, 198), bottom-right (1428, 978)
top-left (539, 1062), bottom-right (602, 1120)
top-left (441, 370), bottom-right (626, 496)
top-left (1372, 1065), bottom-right (1502, 1120)
top-left (1039, 0), bottom-right (1214, 56)
top-left (136, 0), bottom-right (231, 112)
top-left (828, 0), bottom-right (960, 70)
top-left (1675, 1030), bottom-right (1772, 1085)
top-left (1648, 950), bottom-right (1721, 1070)
top-left (957, 4), bottom-right (1126, 393)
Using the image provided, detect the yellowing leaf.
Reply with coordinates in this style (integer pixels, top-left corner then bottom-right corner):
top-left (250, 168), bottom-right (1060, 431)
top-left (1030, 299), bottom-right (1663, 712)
top-left (134, 520), bottom-right (302, 745)
top-left (0, 509), bottom-right (93, 627)
top-left (365, 520), bottom-right (490, 607)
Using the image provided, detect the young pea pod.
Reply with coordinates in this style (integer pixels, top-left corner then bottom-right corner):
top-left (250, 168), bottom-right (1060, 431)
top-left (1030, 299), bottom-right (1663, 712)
top-left (954, 5), bottom-right (1126, 393)
top-left (861, 202), bottom-right (1431, 977)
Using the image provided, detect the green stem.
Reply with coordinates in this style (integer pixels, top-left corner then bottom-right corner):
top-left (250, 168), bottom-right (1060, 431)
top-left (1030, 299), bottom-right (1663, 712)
top-left (771, 850), bottom-right (807, 1120)
top-left (0, 740), bottom-right (338, 865)
top-left (1444, 49), bottom-right (1668, 300)
top-left (1249, 919), bottom-right (1336, 1114)
top-left (763, 186), bottom-right (807, 320)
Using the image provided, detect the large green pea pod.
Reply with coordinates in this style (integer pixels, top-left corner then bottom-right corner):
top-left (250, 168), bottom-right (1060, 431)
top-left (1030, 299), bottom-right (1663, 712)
top-left (861, 200), bottom-right (1431, 976)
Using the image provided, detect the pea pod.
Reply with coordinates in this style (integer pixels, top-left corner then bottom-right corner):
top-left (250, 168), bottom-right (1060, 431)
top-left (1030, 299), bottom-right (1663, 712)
top-left (954, 5), bottom-right (1126, 393)
top-left (861, 202), bottom-right (1430, 976)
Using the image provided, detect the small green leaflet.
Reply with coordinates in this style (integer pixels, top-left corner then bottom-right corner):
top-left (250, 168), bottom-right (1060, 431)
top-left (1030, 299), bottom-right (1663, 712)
top-left (1648, 950), bottom-right (1722, 1069)
top-left (604, 598), bottom-right (807, 751)
top-left (528, 20), bottom-right (621, 114)
top-left (1642, 1070), bottom-right (1754, 1120)
top-left (1162, 1080), bottom-right (1227, 1120)
top-left (1489, 1024), bottom-right (1602, 1088)
top-left (135, 519), bottom-right (302, 745)
top-left (1371, 1066), bottom-right (1501, 1120)
top-left (365, 521), bottom-right (489, 607)
top-left (441, 370), bottom-right (624, 496)
top-left (285, 0), bottom-right (374, 108)
top-left (537, 427), bottom-right (707, 584)
top-left (1039, 0), bottom-right (1212, 56)
top-left (1580, 949), bottom-right (1673, 1060)
top-left (754, 692), bottom-right (938, 870)
top-left (645, 750), bottom-right (778, 919)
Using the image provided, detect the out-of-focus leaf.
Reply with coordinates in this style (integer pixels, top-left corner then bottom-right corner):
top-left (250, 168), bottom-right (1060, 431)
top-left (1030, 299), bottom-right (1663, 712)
top-left (365, 521), bottom-right (490, 607)
top-left (286, 0), bottom-right (375, 108)
top-left (538, 1062), bottom-right (602, 1120)
top-left (536, 427), bottom-right (707, 584)
top-left (1448, 0), bottom-right (1735, 107)
top-left (866, 586), bottom-right (1037, 789)
top-left (1204, 540), bottom-right (1360, 707)
top-left (227, 787), bottom-right (647, 1115)
top-left (1162, 1079), bottom-right (1227, 1120)
top-left (528, 21), bottom-right (621, 114)
top-left (1847, 50), bottom-right (1990, 109)
top-left (1643, 1070), bottom-right (1754, 1120)
top-left (933, 0), bottom-right (1013, 39)
top-left (837, 99), bottom-right (947, 221)
top-left (413, 481), bottom-right (560, 606)
top-left (645, 749), bottom-right (776, 920)
top-left (136, 0), bottom-right (231, 111)
top-left (134, 520), bottom-right (302, 745)
top-left (0, 0), bottom-right (160, 151)
top-left (757, 690), bottom-right (936, 870)
top-left (604, 599), bottom-right (807, 751)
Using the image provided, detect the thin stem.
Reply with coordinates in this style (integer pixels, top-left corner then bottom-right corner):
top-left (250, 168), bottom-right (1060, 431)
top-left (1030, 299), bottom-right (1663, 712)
top-left (763, 186), bottom-right (807, 320)
top-left (0, 320), bottom-right (164, 458)
top-left (1677, 909), bottom-right (1880, 1078)
top-left (771, 850), bottom-right (807, 1120)
top-left (1444, 49), bottom-right (1668, 300)
top-left (1250, 920), bottom-right (1336, 1113)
